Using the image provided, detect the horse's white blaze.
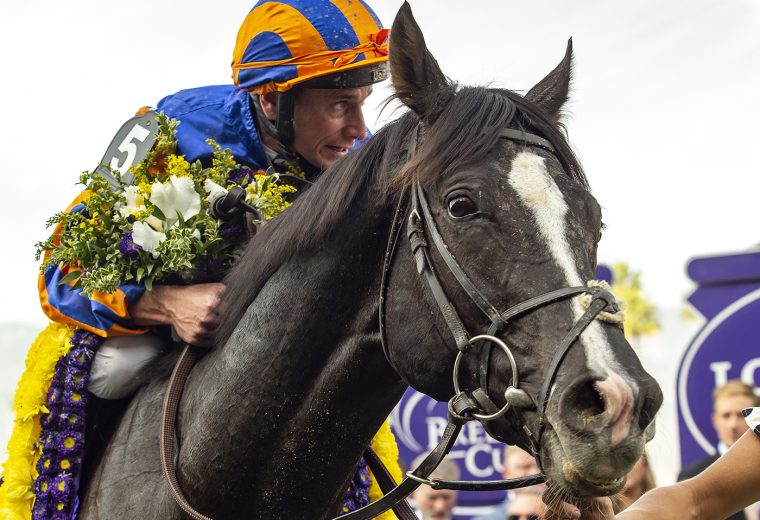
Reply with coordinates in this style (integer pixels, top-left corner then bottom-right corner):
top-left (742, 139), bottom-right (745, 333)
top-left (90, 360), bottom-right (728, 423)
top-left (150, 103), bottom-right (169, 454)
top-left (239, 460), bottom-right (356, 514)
top-left (507, 152), bottom-right (636, 440)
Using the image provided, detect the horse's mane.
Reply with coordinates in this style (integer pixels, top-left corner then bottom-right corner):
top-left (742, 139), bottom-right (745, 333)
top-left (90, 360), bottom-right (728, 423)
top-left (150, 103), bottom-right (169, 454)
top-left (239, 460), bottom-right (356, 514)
top-left (214, 86), bottom-right (587, 348)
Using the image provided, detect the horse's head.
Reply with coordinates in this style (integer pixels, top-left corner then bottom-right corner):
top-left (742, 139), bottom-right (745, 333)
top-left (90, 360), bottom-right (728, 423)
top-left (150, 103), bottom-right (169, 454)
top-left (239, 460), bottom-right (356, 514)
top-left (383, 3), bottom-right (663, 499)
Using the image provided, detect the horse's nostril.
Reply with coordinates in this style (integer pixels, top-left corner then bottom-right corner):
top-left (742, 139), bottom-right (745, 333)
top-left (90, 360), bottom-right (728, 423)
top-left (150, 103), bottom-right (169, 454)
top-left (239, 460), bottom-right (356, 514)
top-left (558, 376), bottom-right (607, 434)
top-left (577, 379), bottom-right (606, 418)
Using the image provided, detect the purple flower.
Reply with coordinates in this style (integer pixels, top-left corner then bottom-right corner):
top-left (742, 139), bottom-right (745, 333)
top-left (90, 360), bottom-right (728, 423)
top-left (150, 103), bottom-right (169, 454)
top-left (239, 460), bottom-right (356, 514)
top-left (62, 388), bottom-right (88, 410)
top-left (118, 231), bottom-right (142, 257)
top-left (59, 411), bottom-right (84, 429)
top-left (32, 497), bottom-right (51, 519)
top-left (33, 475), bottom-right (53, 497)
top-left (67, 346), bottom-right (94, 369)
top-left (71, 329), bottom-right (100, 349)
top-left (56, 429), bottom-right (84, 457)
top-left (50, 473), bottom-right (75, 501)
top-left (46, 385), bottom-right (62, 404)
top-left (63, 364), bottom-right (88, 390)
top-left (40, 430), bottom-right (57, 450)
top-left (339, 457), bottom-right (371, 516)
top-left (227, 166), bottom-right (253, 186)
top-left (56, 455), bottom-right (80, 475)
top-left (35, 453), bottom-right (54, 474)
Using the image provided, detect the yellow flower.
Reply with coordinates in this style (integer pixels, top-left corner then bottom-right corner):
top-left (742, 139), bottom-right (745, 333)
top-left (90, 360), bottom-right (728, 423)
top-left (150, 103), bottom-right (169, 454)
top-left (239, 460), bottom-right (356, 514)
top-left (166, 155), bottom-right (190, 178)
top-left (245, 174), bottom-right (297, 219)
top-left (368, 419), bottom-right (402, 520)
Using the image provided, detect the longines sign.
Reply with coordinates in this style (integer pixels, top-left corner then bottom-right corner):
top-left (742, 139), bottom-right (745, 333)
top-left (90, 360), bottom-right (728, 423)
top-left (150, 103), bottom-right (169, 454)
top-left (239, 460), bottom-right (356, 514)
top-left (677, 250), bottom-right (760, 467)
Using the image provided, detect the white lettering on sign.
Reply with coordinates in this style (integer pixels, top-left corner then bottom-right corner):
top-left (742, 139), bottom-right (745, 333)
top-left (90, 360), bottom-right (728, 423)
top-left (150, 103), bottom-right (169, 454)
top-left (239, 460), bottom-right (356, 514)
top-left (709, 361), bottom-right (732, 388)
top-left (741, 358), bottom-right (760, 388)
top-left (424, 417), bottom-right (503, 477)
top-left (425, 417), bottom-right (449, 449)
top-left (708, 358), bottom-right (760, 390)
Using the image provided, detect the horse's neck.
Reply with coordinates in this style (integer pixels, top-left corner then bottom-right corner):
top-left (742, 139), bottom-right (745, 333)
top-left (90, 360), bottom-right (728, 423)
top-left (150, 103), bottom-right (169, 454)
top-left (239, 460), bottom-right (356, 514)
top-left (176, 203), bottom-right (405, 517)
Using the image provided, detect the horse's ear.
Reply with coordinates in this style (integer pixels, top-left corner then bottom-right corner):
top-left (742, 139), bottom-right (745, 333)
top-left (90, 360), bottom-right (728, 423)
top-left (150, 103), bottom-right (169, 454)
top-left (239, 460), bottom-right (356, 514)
top-left (525, 38), bottom-right (573, 123)
top-left (389, 2), bottom-right (450, 121)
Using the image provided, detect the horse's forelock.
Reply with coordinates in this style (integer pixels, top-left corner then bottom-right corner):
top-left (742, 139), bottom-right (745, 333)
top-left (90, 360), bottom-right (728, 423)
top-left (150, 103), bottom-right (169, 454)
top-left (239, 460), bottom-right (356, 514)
top-left (390, 86), bottom-right (587, 192)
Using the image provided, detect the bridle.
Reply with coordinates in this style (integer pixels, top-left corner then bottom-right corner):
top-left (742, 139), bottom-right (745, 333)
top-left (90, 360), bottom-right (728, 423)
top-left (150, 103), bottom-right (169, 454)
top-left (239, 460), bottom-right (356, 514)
top-left (160, 113), bottom-right (623, 520)
top-left (339, 120), bottom-right (622, 519)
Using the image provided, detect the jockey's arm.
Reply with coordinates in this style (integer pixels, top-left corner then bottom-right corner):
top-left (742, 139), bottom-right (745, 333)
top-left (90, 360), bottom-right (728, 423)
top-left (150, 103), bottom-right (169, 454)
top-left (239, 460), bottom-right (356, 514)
top-left (130, 283), bottom-right (224, 347)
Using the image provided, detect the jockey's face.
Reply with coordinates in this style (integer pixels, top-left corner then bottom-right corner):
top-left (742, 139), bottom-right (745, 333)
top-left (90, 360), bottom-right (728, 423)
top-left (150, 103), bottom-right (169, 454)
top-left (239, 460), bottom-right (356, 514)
top-left (290, 86), bottom-right (371, 169)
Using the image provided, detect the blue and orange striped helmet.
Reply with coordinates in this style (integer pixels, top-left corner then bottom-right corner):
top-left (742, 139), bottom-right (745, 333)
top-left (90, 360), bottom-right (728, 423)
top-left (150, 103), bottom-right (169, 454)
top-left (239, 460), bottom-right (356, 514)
top-left (232, 0), bottom-right (389, 95)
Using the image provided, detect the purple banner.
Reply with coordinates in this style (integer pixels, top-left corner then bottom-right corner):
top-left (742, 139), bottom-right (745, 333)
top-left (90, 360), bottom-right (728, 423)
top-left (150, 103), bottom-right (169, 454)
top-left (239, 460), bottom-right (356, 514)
top-left (391, 388), bottom-right (505, 519)
top-left (677, 251), bottom-right (760, 468)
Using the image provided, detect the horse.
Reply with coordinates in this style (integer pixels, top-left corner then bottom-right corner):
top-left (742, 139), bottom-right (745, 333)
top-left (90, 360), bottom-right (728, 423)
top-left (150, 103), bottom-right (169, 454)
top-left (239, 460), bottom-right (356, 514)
top-left (79, 4), bottom-right (663, 518)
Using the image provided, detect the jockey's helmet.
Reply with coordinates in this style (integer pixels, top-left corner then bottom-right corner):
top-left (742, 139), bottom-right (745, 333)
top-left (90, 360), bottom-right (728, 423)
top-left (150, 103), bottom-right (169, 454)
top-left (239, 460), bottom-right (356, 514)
top-left (232, 0), bottom-right (389, 149)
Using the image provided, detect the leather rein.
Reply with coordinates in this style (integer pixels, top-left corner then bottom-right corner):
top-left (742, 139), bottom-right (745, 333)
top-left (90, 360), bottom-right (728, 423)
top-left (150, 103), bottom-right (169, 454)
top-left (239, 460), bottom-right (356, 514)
top-left (159, 119), bottom-right (622, 520)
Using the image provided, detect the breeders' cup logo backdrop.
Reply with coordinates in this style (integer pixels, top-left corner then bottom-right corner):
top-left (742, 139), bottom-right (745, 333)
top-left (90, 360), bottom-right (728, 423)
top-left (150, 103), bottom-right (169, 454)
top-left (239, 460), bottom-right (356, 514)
top-left (391, 388), bottom-right (504, 519)
top-left (677, 251), bottom-right (760, 468)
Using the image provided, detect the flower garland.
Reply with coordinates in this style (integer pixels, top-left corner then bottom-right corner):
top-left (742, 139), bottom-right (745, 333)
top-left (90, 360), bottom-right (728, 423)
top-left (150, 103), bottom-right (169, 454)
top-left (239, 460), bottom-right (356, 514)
top-left (368, 419), bottom-right (402, 520)
top-left (31, 329), bottom-right (102, 519)
top-left (0, 323), bottom-right (74, 519)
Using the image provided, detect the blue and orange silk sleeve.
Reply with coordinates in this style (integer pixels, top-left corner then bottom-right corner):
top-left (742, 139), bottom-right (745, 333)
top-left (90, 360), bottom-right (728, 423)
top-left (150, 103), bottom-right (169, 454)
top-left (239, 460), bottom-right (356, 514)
top-left (37, 192), bottom-right (148, 337)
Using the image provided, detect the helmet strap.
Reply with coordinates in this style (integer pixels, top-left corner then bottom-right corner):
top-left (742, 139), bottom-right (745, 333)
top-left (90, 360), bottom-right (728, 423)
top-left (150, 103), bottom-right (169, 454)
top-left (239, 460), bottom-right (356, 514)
top-left (250, 92), bottom-right (322, 181)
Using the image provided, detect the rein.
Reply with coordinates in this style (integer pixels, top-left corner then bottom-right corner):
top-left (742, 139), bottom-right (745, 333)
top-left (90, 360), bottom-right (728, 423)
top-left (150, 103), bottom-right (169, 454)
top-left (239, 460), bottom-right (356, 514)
top-left (159, 118), bottom-right (622, 519)
top-left (160, 344), bottom-right (418, 520)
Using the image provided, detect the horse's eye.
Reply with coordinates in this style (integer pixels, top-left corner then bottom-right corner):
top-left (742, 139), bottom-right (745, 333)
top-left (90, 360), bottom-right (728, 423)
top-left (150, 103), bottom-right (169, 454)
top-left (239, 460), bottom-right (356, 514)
top-left (447, 195), bottom-right (478, 219)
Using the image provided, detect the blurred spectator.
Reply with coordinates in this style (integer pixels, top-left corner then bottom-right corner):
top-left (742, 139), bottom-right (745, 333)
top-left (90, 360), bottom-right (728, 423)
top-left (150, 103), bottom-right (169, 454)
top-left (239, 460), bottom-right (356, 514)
top-left (473, 445), bottom-right (545, 520)
top-left (411, 454), bottom-right (460, 520)
top-left (613, 453), bottom-right (656, 513)
top-left (678, 379), bottom-right (760, 520)
top-left (506, 491), bottom-right (545, 520)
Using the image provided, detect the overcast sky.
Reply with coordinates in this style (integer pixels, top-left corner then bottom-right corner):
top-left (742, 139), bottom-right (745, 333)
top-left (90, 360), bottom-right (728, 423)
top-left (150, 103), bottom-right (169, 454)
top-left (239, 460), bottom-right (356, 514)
top-left (1, 0), bottom-right (758, 328)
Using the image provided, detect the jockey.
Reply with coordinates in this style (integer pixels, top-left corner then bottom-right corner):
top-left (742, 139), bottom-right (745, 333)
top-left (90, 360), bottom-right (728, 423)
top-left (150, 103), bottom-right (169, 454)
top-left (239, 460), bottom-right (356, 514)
top-left (38, 0), bottom-right (389, 400)
top-left (3, 3), bottom-right (401, 518)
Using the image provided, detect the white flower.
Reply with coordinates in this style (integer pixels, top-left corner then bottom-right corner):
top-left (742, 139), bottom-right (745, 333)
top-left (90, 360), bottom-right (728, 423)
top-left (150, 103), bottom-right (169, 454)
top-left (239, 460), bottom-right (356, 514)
top-left (132, 220), bottom-right (166, 256)
top-left (204, 179), bottom-right (227, 204)
top-left (150, 175), bottom-right (201, 223)
top-left (144, 215), bottom-right (164, 232)
top-left (118, 186), bottom-right (146, 218)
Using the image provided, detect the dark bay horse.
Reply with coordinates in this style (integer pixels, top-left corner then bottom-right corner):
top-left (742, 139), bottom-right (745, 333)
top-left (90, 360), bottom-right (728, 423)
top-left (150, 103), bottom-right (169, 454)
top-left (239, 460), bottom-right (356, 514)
top-left (79, 4), bottom-right (662, 518)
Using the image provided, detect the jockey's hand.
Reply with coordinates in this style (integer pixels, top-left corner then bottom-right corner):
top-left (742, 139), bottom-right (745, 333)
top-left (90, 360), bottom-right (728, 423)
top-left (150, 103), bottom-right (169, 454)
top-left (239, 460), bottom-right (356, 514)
top-left (131, 283), bottom-right (225, 347)
top-left (542, 489), bottom-right (616, 520)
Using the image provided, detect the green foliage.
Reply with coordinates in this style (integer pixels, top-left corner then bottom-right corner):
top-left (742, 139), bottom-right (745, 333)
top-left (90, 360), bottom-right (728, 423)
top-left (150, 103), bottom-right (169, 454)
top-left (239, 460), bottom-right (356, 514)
top-left (610, 262), bottom-right (659, 339)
